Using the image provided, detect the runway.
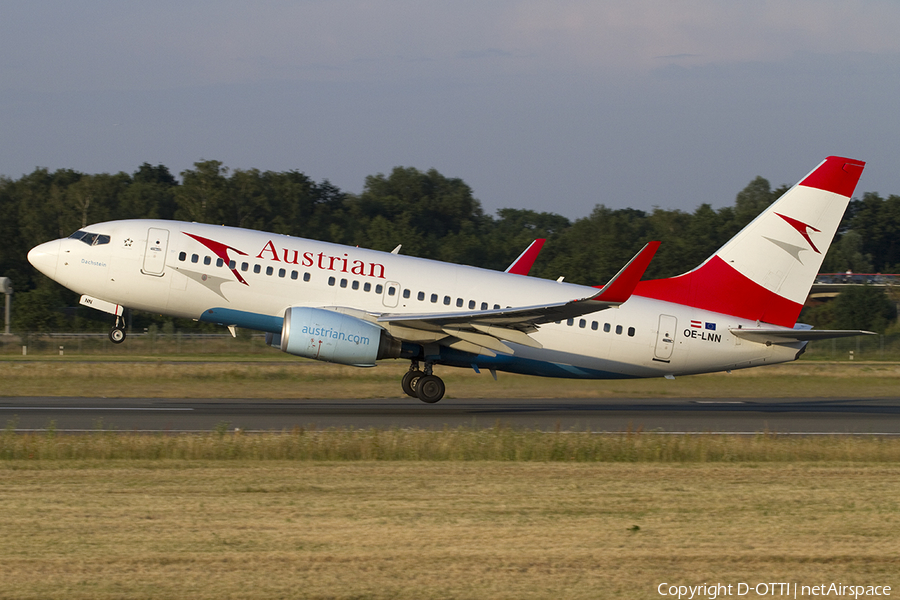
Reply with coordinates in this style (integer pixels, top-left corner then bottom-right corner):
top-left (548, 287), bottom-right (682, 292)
top-left (2, 396), bottom-right (900, 433)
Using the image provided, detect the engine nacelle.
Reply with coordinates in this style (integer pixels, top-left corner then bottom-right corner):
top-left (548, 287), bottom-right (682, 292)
top-left (280, 306), bottom-right (403, 366)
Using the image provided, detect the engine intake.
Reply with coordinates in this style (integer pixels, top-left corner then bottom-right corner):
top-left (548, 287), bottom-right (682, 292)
top-left (280, 306), bottom-right (405, 366)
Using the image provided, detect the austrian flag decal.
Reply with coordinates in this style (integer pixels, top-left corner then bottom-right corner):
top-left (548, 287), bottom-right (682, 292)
top-left (684, 320), bottom-right (722, 343)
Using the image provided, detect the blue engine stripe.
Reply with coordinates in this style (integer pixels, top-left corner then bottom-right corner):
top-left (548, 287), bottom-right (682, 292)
top-left (199, 307), bottom-right (283, 333)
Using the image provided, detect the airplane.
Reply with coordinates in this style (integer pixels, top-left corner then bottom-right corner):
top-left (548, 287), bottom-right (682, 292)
top-left (27, 156), bottom-right (873, 403)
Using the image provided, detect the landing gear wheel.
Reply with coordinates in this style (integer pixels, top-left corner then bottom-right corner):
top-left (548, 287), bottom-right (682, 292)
top-left (401, 370), bottom-right (424, 398)
top-left (109, 327), bottom-right (126, 344)
top-left (415, 375), bottom-right (445, 404)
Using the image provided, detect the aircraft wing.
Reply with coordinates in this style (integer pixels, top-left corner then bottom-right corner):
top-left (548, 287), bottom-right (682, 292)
top-left (729, 328), bottom-right (875, 345)
top-left (372, 242), bottom-right (660, 356)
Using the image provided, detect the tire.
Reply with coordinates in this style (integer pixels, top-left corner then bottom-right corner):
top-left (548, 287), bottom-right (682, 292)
top-left (401, 370), bottom-right (424, 397)
top-left (415, 375), bottom-right (445, 404)
top-left (109, 328), bottom-right (126, 344)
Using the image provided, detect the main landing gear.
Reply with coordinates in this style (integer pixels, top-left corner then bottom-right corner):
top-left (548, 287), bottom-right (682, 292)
top-left (402, 361), bottom-right (445, 403)
top-left (109, 315), bottom-right (126, 344)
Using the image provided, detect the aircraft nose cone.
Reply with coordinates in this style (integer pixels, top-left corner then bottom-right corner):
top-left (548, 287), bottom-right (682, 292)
top-left (27, 240), bottom-right (61, 279)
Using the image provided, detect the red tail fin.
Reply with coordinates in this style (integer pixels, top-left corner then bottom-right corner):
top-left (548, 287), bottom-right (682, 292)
top-left (634, 156), bottom-right (865, 327)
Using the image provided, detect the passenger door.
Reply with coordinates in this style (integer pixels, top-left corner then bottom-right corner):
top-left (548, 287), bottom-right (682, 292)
top-left (142, 228), bottom-right (169, 276)
top-left (653, 314), bottom-right (677, 362)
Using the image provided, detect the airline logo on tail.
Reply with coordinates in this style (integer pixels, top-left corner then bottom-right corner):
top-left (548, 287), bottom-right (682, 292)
top-left (636, 156), bottom-right (865, 328)
top-left (775, 213), bottom-right (822, 254)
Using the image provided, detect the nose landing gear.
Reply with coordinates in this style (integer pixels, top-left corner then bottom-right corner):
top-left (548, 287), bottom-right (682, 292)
top-left (402, 360), bottom-right (445, 403)
top-left (109, 315), bottom-right (126, 344)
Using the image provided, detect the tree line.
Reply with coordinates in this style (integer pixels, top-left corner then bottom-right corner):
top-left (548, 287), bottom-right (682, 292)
top-left (1, 161), bottom-right (897, 333)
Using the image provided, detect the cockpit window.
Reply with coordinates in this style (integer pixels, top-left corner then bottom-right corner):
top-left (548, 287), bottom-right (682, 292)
top-left (68, 230), bottom-right (111, 246)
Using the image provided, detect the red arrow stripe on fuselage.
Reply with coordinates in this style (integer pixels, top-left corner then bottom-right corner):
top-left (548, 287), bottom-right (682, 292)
top-left (183, 232), bottom-right (250, 286)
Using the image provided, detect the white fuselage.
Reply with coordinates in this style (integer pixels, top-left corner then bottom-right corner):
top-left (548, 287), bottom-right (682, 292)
top-left (31, 219), bottom-right (801, 379)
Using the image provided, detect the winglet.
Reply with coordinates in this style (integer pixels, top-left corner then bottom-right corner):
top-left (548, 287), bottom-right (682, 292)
top-left (505, 239), bottom-right (546, 275)
top-left (590, 241), bottom-right (660, 303)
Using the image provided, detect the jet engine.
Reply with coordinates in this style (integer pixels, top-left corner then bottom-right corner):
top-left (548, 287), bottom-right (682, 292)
top-left (280, 306), bottom-right (408, 366)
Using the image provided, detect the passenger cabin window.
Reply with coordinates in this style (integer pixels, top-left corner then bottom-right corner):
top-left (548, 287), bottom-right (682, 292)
top-left (340, 278), bottom-right (348, 288)
top-left (403, 289), bottom-right (410, 299)
top-left (253, 265), bottom-right (261, 274)
top-left (291, 271), bottom-right (298, 280)
top-left (603, 323), bottom-right (611, 333)
top-left (481, 302), bottom-right (488, 310)
top-left (192, 254), bottom-right (199, 263)
top-left (628, 327), bottom-right (635, 337)
top-left (241, 262), bottom-right (249, 272)
top-left (443, 296), bottom-right (451, 306)
top-left (418, 291), bottom-right (425, 301)
top-left (579, 319), bottom-right (586, 328)
top-left (375, 284), bottom-right (383, 294)
top-left (216, 258), bottom-right (224, 267)
top-left (456, 298), bottom-right (463, 307)
top-left (364, 282), bottom-right (371, 292)
top-left (567, 318), bottom-right (574, 326)
top-left (266, 266), bottom-right (274, 276)
top-left (493, 304), bottom-right (500, 310)
top-left (388, 286), bottom-right (396, 296)
top-left (328, 276), bottom-right (336, 286)
top-left (591, 321), bottom-right (598, 331)
top-left (178, 252), bottom-right (186, 261)
top-left (616, 325), bottom-right (623, 335)
top-left (352, 280), bottom-right (359, 290)
top-left (204, 256), bottom-right (211, 265)
top-left (469, 300), bottom-right (476, 309)
top-left (229, 260), bottom-right (236, 269)
top-left (278, 268), bottom-right (286, 278)
top-left (303, 273), bottom-right (311, 282)
top-left (431, 294), bottom-right (438, 303)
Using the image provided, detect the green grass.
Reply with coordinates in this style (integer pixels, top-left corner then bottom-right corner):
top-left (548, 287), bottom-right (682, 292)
top-left (3, 428), bottom-right (900, 462)
top-left (0, 461), bottom-right (898, 599)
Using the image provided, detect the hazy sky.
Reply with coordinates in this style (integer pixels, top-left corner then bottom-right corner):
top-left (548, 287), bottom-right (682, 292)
top-left (2, 1), bottom-right (899, 219)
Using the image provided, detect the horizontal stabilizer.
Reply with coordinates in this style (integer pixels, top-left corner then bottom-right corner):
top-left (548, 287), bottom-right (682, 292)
top-left (730, 328), bottom-right (875, 345)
